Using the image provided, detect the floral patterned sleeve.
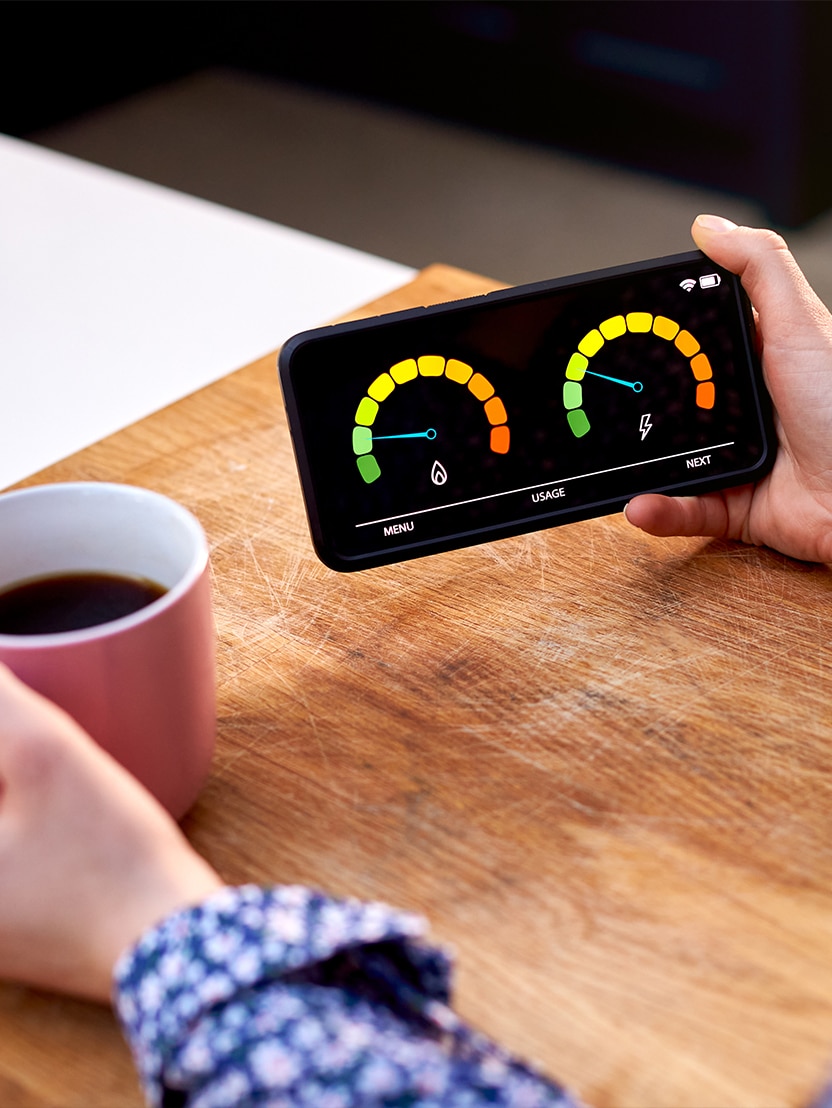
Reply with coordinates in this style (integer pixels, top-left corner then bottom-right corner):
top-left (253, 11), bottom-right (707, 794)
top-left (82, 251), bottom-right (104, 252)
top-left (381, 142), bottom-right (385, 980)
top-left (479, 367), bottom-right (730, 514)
top-left (113, 885), bottom-right (582, 1108)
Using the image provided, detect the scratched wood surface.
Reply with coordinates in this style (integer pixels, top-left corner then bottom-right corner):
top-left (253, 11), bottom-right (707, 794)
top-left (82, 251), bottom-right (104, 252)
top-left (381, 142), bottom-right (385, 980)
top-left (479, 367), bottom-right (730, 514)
top-left (3, 264), bottom-right (832, 1108)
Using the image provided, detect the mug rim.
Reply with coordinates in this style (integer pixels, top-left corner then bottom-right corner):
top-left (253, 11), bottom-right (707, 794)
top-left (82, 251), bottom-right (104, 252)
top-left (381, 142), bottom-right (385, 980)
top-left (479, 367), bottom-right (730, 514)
top-left (0, 482), bottom-right (209, 648)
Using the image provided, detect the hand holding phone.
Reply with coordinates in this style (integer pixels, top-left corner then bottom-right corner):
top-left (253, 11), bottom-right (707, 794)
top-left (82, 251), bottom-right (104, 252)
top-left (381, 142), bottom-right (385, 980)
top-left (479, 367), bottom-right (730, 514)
top-left (279, 250), bottom-right (773, 571)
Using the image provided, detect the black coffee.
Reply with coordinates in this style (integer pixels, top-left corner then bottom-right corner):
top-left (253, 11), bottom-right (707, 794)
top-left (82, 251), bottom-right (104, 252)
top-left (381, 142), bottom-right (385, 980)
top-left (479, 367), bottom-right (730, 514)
top-left (0, 571), bottom-right (167, 635)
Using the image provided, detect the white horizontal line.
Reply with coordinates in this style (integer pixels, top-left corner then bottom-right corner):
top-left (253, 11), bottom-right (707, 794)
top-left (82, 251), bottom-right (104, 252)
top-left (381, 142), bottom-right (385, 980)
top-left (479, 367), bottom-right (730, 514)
top-left (355, 443), bottom-right (734, 529)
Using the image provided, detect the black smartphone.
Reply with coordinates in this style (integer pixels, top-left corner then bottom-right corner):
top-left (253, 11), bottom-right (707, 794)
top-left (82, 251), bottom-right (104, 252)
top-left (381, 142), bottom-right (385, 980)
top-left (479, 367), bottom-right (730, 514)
top-left (278, 250), bottom-right (774, 571)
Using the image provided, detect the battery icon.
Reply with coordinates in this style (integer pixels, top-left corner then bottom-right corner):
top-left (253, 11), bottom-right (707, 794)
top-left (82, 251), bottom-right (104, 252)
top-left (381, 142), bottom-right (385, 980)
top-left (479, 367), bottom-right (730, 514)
top-left (699, 273), bottom-right (721, 289)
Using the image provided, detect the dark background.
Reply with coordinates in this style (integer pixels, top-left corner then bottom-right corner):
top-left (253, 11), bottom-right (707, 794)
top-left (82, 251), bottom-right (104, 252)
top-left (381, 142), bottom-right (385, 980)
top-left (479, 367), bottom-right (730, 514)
top-left (4, 0), bottom-right (831, 226)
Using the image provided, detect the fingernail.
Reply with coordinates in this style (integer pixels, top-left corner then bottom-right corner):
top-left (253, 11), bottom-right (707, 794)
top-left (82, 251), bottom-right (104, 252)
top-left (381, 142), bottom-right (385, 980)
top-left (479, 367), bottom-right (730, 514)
top-left (695, 214), bottom-right (738, 233)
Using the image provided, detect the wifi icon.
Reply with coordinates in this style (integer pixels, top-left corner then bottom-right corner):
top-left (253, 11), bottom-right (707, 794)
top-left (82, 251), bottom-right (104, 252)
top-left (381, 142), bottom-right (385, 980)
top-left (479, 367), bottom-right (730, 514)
top-left (679, 278), bottom-right (697, 292)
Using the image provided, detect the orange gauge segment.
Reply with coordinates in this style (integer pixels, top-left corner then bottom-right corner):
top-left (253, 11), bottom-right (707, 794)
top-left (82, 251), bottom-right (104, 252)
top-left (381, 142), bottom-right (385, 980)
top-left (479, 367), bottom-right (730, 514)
top-left (490, 425), bottom-right (510, 454)
top-left (697, 382), bottom-right (715, 409)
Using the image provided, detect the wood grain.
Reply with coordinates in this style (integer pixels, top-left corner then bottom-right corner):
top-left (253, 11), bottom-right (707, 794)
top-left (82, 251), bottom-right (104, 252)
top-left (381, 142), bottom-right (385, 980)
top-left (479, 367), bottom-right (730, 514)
top-left (3, 264), bottom-right (832, 1107)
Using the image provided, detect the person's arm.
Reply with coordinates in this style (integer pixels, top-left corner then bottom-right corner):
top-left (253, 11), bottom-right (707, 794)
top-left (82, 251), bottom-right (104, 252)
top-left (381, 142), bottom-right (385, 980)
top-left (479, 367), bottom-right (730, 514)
top-left (625, 214), bottom-right (832, 564)
top-left (0, 664), bottom-right (578, 1108)
top-left (114, 883), bottom-right (577, 1108)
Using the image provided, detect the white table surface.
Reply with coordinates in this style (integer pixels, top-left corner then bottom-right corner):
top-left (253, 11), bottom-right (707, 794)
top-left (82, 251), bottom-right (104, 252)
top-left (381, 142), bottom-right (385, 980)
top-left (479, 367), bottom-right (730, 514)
top-left (0, 134), bottom-right (415, 490)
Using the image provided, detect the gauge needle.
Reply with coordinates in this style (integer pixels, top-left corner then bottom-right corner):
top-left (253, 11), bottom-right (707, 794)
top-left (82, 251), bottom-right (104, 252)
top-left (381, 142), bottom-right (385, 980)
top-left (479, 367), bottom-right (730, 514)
top-left (584, 370), bottom-right (643, 393)
top-left (373, 428), bottom-right (437, 440)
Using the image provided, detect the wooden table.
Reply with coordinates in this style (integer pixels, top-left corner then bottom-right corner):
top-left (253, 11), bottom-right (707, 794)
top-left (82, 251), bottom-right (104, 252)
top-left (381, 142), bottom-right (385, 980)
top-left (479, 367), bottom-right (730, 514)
top-left (3, 266), bottom-right (832, 1108)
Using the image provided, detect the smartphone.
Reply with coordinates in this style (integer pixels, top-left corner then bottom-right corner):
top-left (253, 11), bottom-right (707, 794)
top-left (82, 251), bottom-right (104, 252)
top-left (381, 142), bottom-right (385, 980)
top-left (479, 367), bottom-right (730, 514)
top-left (279, 250), bottom-right (773, 571)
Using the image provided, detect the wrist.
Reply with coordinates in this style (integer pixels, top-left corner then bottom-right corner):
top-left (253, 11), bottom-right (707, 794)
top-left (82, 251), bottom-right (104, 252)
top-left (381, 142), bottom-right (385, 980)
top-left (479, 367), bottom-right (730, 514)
top-left (98, 853), bottom-right (224, 1003)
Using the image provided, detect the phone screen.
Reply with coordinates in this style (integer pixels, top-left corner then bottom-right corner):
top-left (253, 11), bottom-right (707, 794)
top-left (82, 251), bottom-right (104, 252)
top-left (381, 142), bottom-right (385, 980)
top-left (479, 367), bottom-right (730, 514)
top-left (279, 251), bottom-right (773, 571)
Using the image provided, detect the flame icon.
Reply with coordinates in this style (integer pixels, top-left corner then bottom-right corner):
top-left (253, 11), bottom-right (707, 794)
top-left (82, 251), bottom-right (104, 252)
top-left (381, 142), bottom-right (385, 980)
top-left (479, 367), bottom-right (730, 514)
top-left (431, 460), bottom-right (448, 485)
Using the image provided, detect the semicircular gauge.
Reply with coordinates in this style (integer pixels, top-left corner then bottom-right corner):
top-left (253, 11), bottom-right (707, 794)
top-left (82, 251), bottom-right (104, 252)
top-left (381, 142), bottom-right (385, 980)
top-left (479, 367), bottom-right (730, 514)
top-left (563, 313), bottom-right (715, 438)
top-left (352, 355), bottom-right (510, 484)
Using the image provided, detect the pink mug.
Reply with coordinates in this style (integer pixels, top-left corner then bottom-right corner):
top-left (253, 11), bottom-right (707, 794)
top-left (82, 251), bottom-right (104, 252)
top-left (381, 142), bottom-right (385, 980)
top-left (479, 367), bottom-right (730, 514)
top-left (0, 482), bottom-right (215, 818)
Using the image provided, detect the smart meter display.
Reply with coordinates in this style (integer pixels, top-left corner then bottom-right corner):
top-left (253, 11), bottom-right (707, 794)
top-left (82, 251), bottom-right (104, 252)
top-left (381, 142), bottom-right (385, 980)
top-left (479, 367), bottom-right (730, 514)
top-left (279, 251), bottom-right (773, 571)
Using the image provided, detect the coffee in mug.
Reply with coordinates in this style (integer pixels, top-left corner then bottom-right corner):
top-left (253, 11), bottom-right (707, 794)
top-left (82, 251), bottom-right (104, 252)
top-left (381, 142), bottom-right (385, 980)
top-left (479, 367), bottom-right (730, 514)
top-left (0, 571), bottom-right (167, 635)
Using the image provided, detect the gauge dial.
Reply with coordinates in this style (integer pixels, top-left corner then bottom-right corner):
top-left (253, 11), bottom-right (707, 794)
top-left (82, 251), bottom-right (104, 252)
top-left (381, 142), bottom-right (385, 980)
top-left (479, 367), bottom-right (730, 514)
top-left (352, 355), bottom-right (510, 490)
top-left (562, 312), bottom-right (715, 441)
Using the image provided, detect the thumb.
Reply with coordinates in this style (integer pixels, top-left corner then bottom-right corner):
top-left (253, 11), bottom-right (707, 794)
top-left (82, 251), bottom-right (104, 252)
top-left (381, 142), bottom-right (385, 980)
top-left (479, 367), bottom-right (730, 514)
top-left (0, 664), bottom-right (101, 801)
top-left (691, 215), bottom-right (831, 346)
top-left (0, 663), bottom-right (75, 743)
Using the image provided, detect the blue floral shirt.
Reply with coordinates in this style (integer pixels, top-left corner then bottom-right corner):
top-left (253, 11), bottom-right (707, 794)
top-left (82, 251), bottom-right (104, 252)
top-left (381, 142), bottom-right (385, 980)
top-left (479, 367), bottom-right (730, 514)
top-left (113, 885), bottom-right (581, 1108)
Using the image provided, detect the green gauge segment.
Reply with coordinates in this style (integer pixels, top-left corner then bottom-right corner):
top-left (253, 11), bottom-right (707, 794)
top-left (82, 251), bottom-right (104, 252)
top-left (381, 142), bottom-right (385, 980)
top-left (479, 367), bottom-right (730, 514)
top-left (353, 355), bottom-right (510, 484)
top-left (563, 313), bottom-right (715, 438)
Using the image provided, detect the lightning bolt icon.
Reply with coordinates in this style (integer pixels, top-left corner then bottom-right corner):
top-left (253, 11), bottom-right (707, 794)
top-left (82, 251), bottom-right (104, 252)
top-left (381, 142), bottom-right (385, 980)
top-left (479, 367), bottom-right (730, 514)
top-left (639, 413), bottom-right (653, 441)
